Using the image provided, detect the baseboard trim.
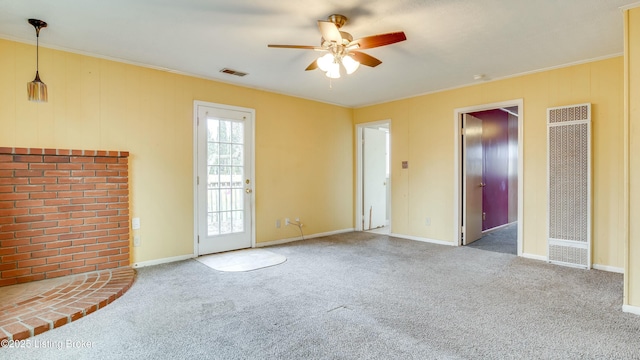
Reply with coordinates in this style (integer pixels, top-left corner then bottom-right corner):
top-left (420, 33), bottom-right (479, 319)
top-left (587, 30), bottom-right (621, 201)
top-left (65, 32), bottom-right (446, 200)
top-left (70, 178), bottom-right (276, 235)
top-left (389, 233), bottom-right (455, 247)
top-left (521, 253), bottom-right (547, 261)
top-left (256, 228), bottom-right (355, 248)
top-left (622, 304), bottom-right (640, 316)
top-left (593, 264), bottom-right (624, 274)
top-left (133, 254), bottom-right (195, 268)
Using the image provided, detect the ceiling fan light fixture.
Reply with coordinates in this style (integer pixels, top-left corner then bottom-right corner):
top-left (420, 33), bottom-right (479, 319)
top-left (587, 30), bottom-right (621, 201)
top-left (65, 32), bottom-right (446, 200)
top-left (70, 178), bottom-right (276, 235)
top-left (317, 53), bottom-right (334, 72)
top-left (325, 62), bottom-right (341, 79)
top-left (341, 55), bottom-right (360, 75)
top-left (267, 13), bottom-right (406, 80)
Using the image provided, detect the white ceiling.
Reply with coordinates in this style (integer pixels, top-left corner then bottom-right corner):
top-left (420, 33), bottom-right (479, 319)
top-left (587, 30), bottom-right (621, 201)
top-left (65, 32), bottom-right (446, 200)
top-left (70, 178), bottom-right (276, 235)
top-left (0, 0), bottom-right (636, 108)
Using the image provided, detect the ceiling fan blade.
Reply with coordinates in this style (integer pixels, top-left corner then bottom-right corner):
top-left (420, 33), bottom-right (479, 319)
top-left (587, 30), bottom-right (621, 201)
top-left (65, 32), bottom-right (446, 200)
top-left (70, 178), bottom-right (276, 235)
top-left (350, 31), bottom-right (407, 49)
top-left (350, 51), bottom-right (382, 67)
top-left (268, 44), bottom-right (323, 50)
top-left (318, 20), bottom-right (342, 42)
top-left (305, 60), bottom-right (318, 71)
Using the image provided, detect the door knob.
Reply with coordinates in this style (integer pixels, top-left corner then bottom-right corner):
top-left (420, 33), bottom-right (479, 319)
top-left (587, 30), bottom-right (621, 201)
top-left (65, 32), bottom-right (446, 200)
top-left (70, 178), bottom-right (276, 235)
top-left (479, 183), bottom-right (486, 187)
top-left (245, 188), bottom-right (252, 194)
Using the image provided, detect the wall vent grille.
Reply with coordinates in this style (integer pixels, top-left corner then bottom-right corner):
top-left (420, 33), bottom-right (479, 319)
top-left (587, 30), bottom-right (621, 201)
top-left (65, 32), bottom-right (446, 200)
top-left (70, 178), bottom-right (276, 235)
top-left (547, 103), bottom-right (591, 269)
top-left (219, 68), bottom-right (248, 77)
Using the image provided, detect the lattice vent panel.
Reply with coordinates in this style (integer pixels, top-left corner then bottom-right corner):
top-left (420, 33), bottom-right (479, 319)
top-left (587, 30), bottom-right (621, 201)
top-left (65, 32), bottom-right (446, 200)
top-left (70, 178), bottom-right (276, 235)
top-left (547, 103), bottom-right (591, 269)
top-left (548, 105), bottom-right (589, 124)
top-left (548, 244), bottom-right (588, 268)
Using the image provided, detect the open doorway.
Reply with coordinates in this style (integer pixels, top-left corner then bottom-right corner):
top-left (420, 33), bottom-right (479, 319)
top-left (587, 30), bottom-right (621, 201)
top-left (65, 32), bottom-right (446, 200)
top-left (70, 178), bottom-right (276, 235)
top-left (454, 100), bottom-right (523, 255)
top-left (356, 120), bottom-right (390, 234)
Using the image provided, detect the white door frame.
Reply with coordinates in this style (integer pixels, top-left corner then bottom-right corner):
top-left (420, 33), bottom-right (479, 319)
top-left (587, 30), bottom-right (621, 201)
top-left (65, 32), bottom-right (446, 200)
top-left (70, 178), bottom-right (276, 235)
top-left (356, 120), bottom-right (391, 231)
top-left (453, 99), bottom-right (524, 255)
top-left (193, 100), bottom-right (256, 256)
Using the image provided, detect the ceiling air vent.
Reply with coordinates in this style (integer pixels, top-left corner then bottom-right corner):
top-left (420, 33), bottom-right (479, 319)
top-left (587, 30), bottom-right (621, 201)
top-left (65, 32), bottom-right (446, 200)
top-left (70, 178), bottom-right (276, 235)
top-left (219, 68), bottom-right (248, 77)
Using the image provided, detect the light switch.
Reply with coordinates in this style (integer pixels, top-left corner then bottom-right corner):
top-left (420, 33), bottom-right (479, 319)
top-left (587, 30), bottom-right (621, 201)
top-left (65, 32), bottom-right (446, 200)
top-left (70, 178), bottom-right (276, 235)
top-left (132, 217), bottom-right (141, 230)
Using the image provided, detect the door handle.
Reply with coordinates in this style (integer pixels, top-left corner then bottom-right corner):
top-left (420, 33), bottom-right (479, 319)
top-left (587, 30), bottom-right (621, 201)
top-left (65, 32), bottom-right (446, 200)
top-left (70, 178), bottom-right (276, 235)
top-left (245, 188), bottom-right (252, 194)
top-left (479, 183), bottom-right (486, 187)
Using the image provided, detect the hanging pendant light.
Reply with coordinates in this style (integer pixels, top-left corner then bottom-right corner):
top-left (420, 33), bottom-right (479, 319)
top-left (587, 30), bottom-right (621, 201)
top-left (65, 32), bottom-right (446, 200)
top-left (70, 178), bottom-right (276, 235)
top-left (27, 18), bottom-right (48, 102)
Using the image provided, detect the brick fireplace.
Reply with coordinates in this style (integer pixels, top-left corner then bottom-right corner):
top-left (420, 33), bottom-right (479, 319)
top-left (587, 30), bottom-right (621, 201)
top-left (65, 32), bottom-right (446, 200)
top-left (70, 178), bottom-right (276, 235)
top-left (0, 147), bottom-right (130, 287)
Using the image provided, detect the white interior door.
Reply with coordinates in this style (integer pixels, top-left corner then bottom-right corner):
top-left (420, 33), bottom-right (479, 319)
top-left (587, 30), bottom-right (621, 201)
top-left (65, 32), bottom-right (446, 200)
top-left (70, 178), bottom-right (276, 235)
top-left (196, 103), bottom-right (254, 255)
top-left (363, 127), bottom-right (387, 230)
top-left (463, 114), bottom-right (483, 245)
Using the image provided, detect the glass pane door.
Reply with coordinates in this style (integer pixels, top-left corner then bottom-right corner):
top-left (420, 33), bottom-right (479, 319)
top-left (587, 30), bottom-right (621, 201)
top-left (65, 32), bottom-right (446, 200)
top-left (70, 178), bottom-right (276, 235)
top-left (207, 118), bottom-right (245, 236)
top-left (196, 102), bottom-right (253, 256)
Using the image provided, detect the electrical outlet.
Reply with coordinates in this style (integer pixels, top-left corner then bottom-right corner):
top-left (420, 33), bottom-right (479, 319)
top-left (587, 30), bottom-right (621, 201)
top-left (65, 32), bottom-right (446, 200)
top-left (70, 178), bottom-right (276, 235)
top-left (285, 218), bottom-right (290, 226)
top-left (295, 217), bottom-right (300, 222)
top-left (133, 235), bottom-right (141, 247)
top-left (276, 219), bottom-right (281, 228)
top-left (425, 217), bottom-right (431, 226)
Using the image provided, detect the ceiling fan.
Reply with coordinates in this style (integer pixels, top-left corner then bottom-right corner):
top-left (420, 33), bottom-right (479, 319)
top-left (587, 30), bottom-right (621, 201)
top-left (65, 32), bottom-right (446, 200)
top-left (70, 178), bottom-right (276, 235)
top-left (268, 14), bottom-right (407, 78)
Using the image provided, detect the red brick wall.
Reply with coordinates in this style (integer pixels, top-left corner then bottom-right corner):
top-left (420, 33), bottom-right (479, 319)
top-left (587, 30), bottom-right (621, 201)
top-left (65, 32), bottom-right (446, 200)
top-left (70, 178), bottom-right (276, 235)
top-left (0, 147), bottom-right (130, 287)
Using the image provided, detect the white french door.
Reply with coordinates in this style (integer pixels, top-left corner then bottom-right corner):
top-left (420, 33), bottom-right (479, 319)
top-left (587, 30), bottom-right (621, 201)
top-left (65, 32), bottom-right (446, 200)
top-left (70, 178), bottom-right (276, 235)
top-left (195, 102), bottom-right (254, 255)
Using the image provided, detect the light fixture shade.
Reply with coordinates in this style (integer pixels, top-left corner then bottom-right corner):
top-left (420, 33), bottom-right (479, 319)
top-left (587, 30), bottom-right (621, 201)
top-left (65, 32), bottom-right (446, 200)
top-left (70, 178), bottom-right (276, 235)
top-left (27, 72), bottom-right (48, 102)
top-left (317, 53), bottom-right (334, 72)
top-left (341, 55), bottom-right (360, 75)
top-left (325, 62), bottom-right (341, 79)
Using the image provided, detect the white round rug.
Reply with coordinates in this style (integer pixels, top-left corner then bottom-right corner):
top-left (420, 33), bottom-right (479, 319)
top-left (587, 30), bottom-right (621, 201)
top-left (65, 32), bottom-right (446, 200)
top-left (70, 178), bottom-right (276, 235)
top-left (195, 248), bottom-right (287, 272)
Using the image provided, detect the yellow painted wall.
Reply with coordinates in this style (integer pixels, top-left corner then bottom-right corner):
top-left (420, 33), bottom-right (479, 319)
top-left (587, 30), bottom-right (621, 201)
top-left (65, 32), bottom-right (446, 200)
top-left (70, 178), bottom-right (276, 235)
top-left (625, 7), bottom-right (640, 308)
top-left (0, 38), bottom-right (353, 264)
top-left (1, 36), bottom-right (627, 272)
top-left (354, 57), bottom-right (625, 268)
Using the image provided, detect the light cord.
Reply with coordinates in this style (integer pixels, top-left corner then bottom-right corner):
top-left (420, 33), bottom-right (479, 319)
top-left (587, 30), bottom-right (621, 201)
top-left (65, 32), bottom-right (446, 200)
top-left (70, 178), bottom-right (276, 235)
top-left (288, 220), bottom-right (305, 240)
